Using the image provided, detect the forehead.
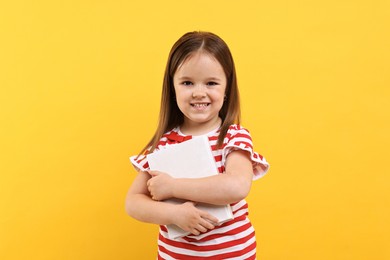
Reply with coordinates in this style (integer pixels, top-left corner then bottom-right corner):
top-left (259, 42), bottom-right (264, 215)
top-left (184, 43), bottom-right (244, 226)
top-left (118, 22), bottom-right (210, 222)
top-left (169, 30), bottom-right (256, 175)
top-left (175, 51), bottom-right (225, 78)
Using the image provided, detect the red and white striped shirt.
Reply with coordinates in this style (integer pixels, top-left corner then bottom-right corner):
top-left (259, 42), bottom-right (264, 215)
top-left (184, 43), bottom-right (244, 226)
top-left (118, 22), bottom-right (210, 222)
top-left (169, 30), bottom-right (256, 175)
top-left (131, 125), bottom-right (269, 259)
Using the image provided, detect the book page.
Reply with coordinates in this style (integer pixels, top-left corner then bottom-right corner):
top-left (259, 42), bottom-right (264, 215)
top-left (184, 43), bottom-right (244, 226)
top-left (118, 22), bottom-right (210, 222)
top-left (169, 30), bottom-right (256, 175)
top-left (146, 136), bottom-right (233, 239)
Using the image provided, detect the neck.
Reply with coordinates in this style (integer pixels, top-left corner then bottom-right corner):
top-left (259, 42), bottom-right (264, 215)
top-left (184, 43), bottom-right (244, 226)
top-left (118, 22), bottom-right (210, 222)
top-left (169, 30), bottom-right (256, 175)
top-left (180, 117), bottom-right (222, 136)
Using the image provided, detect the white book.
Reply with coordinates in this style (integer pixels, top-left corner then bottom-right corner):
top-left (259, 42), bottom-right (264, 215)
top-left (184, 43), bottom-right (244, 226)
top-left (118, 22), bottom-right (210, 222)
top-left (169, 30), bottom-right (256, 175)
top-left (146, 135), bottom-right (234, 239)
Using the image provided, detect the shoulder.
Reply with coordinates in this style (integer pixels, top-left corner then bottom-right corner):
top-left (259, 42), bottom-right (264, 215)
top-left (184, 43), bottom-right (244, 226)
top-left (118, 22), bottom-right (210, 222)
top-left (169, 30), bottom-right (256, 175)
top-left (161, 128), bottom-right (179, 139)
top-left (225, 124), bottom-right (252, 142)
top-left (155, 127), bottom-right (182, 150)
top-left (227, 124), bottom-right (251, 133)
top-left (223, 125), bottom-right (269, 179)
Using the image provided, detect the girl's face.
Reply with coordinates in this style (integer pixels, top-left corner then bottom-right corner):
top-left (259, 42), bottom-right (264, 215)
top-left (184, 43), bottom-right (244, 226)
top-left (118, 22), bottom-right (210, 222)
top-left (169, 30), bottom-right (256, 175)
top-left (173, 51), bottom-right (227, 134)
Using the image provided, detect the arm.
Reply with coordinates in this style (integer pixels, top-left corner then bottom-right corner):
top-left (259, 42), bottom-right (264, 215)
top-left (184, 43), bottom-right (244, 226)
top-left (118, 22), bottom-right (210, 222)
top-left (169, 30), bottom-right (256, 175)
top-left (125, 170), bottom-right (218, 235)
top-left (147, 150), bottom-right (253, 205)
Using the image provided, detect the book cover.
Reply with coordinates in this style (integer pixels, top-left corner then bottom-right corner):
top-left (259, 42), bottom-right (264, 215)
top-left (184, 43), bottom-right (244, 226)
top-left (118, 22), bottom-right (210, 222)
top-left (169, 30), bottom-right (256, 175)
top-left (146, 135), bottom-right (233, 239)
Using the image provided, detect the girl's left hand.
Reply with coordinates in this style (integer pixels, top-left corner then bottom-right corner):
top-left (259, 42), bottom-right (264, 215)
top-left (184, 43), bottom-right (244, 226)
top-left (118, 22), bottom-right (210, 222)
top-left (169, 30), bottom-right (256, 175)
top-left (146, 171), bottom-right (175, 201)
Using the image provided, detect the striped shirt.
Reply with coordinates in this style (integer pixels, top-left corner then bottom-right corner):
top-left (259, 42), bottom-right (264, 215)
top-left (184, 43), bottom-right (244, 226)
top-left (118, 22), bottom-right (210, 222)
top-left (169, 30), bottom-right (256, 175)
top-left (130, 124), bottom-right (269, 259)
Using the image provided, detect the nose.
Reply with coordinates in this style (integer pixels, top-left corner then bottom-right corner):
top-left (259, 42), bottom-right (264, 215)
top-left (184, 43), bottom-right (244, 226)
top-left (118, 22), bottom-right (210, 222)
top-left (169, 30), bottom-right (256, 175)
top-left (192, 84), bottom-right (206, 98)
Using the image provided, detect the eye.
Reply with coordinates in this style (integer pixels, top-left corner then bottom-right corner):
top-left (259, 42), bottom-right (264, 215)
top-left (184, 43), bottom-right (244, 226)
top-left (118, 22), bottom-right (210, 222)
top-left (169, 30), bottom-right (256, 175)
top-left (207, 81), bottom-right (219, 86)
top-left (182, 81), bottom-right (193, 86)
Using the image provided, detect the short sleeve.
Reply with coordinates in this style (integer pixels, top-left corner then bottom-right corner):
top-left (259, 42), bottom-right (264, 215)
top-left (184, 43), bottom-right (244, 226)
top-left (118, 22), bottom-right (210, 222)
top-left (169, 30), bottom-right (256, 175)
top-left (222, 125), bottom-right (270, 180)
top-left (130, 154), bottom-right (150, 172)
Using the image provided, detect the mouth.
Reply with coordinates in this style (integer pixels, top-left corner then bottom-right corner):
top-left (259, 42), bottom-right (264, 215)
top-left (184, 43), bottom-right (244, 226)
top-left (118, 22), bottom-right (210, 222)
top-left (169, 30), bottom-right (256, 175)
top-left (190, 103), bottom-right (210, 108)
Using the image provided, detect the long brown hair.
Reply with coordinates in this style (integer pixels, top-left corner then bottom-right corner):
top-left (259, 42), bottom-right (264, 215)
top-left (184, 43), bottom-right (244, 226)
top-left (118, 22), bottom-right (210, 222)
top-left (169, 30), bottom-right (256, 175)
top-left (140, 31), bottom-right (241, 155)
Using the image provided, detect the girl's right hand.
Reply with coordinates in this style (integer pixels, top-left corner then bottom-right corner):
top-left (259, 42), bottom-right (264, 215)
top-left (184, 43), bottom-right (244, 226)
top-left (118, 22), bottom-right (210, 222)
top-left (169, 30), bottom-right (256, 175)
top-left (173, 201), bottom-right (219, 236)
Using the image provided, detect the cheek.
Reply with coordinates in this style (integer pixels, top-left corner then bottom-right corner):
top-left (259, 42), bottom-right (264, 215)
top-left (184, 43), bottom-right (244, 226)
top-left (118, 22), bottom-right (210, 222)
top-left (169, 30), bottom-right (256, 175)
top-left (175, 91), bottom-right (185, 100)
top-left (212, 89), bottom-right (226, 102)
top-left (175, 93), bottom-right (188, 108)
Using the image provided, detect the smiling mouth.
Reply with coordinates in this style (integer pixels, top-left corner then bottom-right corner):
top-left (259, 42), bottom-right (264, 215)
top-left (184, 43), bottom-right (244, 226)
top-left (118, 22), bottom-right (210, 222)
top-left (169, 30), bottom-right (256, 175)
top-left (191, 103), bottom-right (210, 108)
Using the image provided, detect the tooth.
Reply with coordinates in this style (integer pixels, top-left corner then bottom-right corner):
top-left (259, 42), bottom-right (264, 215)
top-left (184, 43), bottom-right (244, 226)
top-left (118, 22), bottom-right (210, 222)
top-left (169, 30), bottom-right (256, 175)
top-left (193, 103), bottom-right (208, 107)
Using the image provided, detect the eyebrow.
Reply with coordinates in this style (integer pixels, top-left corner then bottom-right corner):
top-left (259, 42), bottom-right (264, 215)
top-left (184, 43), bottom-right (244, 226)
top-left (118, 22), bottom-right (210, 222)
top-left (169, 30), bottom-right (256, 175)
top-left (177, 76), bottom-right (222, 81)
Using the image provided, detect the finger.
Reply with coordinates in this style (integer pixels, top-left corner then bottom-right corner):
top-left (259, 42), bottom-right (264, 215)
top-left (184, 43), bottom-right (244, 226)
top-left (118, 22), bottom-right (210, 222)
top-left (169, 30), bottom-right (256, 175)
top-left (196, 224), bottom-right (208, 233)
top-left (146, 170), bottom-right (159, 177)
top-left (200, 213), bottom-right (219, 226)
top-left (146, 181), bottom-right (153, 194)
top-left (148, 171), bottom-right (159, 177)
top-left (191, 229), bottom-right (200, 236)
top-left (200, 218), bottom-right (215, 230)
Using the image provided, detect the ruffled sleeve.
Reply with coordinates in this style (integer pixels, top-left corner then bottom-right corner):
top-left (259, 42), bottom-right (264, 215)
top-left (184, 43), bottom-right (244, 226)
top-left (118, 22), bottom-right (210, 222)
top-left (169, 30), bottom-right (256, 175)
top-left (129, 153), bottom-right (150, 172)
top-left (222, 125), bottom-right (269, 180)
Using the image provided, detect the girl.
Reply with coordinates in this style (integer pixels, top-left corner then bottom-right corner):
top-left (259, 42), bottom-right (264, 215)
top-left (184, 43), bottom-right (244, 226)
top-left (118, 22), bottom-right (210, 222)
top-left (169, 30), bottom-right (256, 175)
top-left (126, 31), bottom-right (269, 259)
